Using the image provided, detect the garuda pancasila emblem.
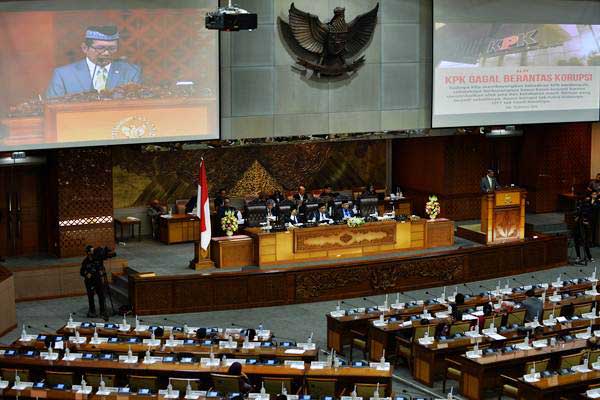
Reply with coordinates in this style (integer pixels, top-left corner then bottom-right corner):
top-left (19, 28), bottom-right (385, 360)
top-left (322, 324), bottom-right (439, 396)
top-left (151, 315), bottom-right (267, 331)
top-left (278, 3), bottom-right (379, 77)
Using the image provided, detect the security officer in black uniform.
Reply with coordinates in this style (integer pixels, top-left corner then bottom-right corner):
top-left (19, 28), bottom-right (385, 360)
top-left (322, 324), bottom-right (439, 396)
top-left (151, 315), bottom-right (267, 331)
top-left (80, 245), bottom-right (108, 320)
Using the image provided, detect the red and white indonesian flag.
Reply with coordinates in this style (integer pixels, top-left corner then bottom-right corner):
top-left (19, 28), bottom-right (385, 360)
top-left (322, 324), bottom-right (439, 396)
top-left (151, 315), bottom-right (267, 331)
top-left (196, 160), bottom-right (211, 250)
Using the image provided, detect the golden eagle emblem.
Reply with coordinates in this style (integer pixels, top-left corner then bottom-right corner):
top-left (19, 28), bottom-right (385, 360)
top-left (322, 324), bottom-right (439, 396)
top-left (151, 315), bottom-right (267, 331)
top-left (278, 3), bottom-right (379, 77)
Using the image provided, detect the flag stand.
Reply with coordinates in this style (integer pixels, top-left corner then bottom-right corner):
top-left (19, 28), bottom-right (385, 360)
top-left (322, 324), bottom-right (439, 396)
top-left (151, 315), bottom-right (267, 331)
top-left (189, 242), bottom-right (214, 270)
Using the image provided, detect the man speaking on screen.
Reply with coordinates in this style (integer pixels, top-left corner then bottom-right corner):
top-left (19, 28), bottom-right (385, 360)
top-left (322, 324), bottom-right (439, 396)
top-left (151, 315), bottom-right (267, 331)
top-left (46, 25), bottom-right (142, 98)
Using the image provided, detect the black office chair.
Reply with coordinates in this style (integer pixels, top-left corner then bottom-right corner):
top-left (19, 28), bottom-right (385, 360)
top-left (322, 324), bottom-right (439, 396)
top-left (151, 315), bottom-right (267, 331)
top-left (359, 196), bottom-right (378, 217)
top-left (245, 202), bottom-right (267, 227)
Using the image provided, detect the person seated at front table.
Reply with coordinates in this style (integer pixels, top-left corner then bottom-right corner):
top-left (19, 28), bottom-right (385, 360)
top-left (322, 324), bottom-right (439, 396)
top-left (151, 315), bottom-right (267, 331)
top-left (270, 190), bottom-right (285, 204)
top-left (310, 203), bottom-right (333, 224)
top-left (285, 205), bottom-right (303, 226)
top-left (335, 200), bottom-right (355, 221)
top-left (450, 293), bottom-right (465, 321)
top-left (146, 199), bottom-right (165, 239)
top-left (227, 361), bottom-right (252, 393)
top-left (265, 199), bottom-right (278, 222)
top-left (217, 197), bottom-right (237, 220)
top-left (522, 289), bottom-right (543, 323)
top-left (214, 188), bottom-right (227, 210)
top-left (362, 183), bottom-right (377, 197)
top-left (477, 303), bottom-right (493, 329)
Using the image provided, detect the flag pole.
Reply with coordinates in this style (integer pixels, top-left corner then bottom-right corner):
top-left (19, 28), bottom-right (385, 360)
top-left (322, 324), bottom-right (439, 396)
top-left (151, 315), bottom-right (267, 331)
top-left (190, 159), bottom-right (214, 270)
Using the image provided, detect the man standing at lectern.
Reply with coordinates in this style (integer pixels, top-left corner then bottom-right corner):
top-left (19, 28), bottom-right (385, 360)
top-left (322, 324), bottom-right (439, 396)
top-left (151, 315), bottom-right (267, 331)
top-left (480, 169), bottom-right (500, 193)
top-left (46, 26), bottom-right (142, 98)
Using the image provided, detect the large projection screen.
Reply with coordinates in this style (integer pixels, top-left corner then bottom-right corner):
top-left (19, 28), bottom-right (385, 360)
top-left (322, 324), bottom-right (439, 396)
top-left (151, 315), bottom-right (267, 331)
top-left (0, 0), bottom-right (219, 151)
top-left (432, 0), bottom-right (600, 128)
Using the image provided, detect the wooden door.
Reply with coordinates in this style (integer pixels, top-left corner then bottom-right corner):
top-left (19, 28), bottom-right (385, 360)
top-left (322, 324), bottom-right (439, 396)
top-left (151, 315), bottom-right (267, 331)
top-left (0, 165), bottom-right (45, 256)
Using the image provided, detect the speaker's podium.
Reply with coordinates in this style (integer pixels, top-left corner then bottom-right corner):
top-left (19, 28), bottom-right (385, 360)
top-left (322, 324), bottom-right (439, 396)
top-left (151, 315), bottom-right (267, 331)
top-left (457, 188), bottom-right (526, 245)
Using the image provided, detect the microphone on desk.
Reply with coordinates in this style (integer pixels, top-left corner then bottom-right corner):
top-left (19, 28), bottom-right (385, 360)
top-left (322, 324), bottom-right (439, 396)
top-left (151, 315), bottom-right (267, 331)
top-left (341, 300), bottom-right (361, 309)
top-left (462, 283), bottom-right (475, 296)
top-left (479, 283), bottom-right (494, 292)
top-left (362, 297), bottom-right (380, 308)
top-left (512, 277), bottom-right (528, 287)
top-left (400, 291), bottom-right (419, 302)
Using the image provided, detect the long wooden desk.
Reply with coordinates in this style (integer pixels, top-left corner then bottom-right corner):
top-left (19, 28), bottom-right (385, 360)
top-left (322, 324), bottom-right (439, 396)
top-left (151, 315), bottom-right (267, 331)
top-left (327, 280), bottom-right (599, 355)
top-left (245, 219), bottom-right (453, 266)
top-left (452, 338), bottom-right (589, 400)
top-left (516, 369), bottom-right (600, 400)
top-left (159, 214), bottom-right (200, 244)
top-left (0, 354), bottom-right (391, 395)
top-left (56, 324), bottom-right (272, 342)
top-left (413, 317), bottom-right (599, 388)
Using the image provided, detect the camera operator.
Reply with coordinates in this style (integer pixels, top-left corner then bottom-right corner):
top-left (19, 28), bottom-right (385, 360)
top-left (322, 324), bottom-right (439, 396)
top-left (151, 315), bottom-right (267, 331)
top-left (573, 197), bottom-right (594, 263)
top-left (80, 245), bottom-right (109, 320)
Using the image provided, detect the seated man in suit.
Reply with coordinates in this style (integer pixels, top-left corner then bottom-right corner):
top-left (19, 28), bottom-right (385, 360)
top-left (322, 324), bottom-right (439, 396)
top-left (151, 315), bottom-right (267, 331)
top-left (285, 205), bottom-right (303, 226)
top-left (480, 169), bottom-right (500, 193)
top-left (522, 289), bottom-right (543, 322)
top-left (146, 199), bottom-right (165, 240)
top-left (310, 203), bottom-right (333, 224)
top-left (216, 198), bottom-right (237, 220)
top-left (265, 199), bottom-right (278, 222)
top-left (46, 25), bottom-right (142, 98)
top-left (335, 200), bottom-right (355, 221)
top-left (293, 185), bottom-right (309, 205)
top-left (214, 188), bottom-right (227, 211)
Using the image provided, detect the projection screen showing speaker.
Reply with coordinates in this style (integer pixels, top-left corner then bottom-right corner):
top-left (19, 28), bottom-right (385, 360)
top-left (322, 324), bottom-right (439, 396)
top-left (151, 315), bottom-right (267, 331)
top-left (0, 0), bottom-right (219, 151)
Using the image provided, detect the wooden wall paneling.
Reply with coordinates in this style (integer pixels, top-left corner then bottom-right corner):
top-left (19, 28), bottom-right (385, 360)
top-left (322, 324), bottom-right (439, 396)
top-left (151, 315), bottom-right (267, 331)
top-left (55, 147), bottom-right (114, 257)
top-left (0, 267), bottom-right (17, 337)
top-left (519, 123), bottom-right (591, 212)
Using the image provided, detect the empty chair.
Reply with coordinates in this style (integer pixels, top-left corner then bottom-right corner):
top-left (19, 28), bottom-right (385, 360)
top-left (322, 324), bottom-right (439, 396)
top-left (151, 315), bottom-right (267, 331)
top-left (84, 373), bottom-right (116, 387)
top-left (128, 375), bottom-right (159, 392)
top-left (45, 371), bottom-right (75, 386)
top-left (358, 196), bottom-right (378, 217)
top-left (525, 358), bottom-right (550, 373)
top-left (349, 328), bottom-right (368, 362)
top-left (559, 352), bottom-right (584, 370)
top-left (355, 383), bottom-right (387, 398)
top-left (442, 358), bottom-right (462, 392)
top-left (211, 373), bottom-right (242, 394)
top-left (395, 324), bottom-right (433, 370)
top-left (542, 307), bottom-right (561, 321)
top-left (449, 321), bottom-right (471, 336)
top-left (505, 310), bottom-right (526, 326)
top-left (245, 202), bottom-right (267, 227)
top-left (499, 358), bottom-right (550, 399)
top-left (169, 378), bottom-right (201, 392)
top-left (1, 368), bottom-right (30, 383)
top-left (262, 376), bottom-right (293, 395)
top-left (305, 378), bottom-right (337, 398)
top-left (573, 303), bottom-right (593, 317)
top-left (482, 315), bottom-right (497, 330)
top-left (589, 349), bottom-right (600, 366)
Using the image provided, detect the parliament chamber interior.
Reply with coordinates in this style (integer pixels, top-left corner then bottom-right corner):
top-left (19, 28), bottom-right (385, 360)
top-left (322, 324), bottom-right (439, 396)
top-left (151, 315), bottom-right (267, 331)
top-left (1, 0), bottom-right (600, 399)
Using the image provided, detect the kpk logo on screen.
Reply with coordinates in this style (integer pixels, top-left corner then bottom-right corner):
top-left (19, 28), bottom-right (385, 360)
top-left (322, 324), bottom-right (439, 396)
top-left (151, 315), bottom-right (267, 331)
top-left (487, 29), bottom-right (538, 54)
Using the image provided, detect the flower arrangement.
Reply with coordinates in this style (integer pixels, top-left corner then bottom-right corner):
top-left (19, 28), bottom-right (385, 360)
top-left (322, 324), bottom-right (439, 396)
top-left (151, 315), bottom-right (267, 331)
top-left (347, 216), bottom-right (366, 228)
top-left (425, 195), bottom-right (441, 220)
top-left (221, 210), bottom-right (239, 236)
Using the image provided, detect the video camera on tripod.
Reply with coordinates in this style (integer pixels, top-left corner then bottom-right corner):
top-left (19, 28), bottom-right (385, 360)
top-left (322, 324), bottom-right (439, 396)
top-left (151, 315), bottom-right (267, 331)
top-left (92, 246), bottom-right (117, 262)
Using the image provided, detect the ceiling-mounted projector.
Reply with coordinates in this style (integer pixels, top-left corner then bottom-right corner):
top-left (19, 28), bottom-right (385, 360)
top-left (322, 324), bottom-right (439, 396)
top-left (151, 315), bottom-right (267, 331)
top-left (205, 1), bottom-right (257, 31)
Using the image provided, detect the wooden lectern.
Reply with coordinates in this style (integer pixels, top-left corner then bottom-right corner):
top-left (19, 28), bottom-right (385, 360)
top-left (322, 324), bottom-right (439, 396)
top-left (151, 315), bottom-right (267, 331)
top-left (481, 188), bottom-right (526, 244)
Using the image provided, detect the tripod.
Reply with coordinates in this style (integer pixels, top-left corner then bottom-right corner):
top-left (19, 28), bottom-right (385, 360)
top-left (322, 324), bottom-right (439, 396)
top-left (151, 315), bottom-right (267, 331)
top-left (100, 265), bottom-right (116, 317)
